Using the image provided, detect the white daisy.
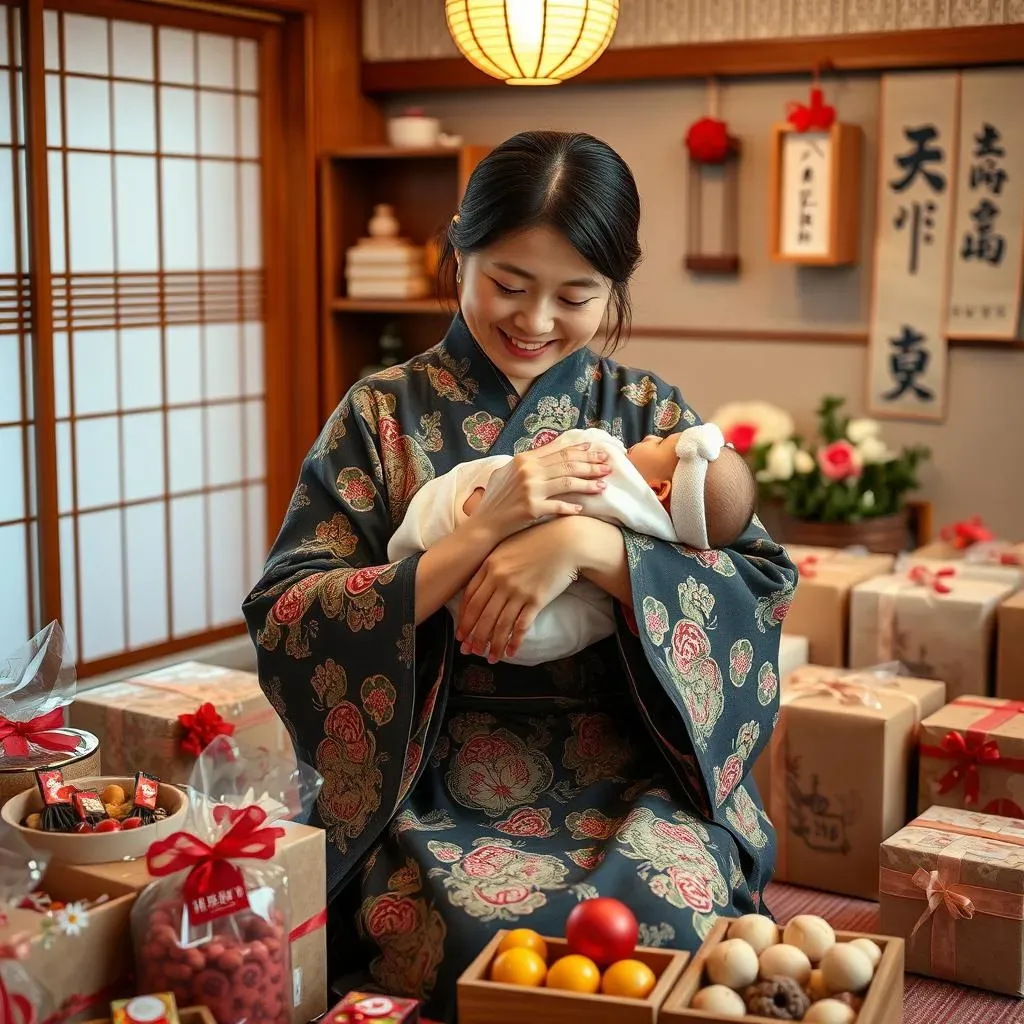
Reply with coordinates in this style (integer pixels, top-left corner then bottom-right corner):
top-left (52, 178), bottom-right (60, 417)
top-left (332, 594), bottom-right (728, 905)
top-left (54, 901), bottom-right (89, 937)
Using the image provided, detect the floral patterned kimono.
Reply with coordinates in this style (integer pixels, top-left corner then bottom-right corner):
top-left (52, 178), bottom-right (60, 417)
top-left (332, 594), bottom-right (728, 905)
top-left (242, 314), bottom-right (797, 1022)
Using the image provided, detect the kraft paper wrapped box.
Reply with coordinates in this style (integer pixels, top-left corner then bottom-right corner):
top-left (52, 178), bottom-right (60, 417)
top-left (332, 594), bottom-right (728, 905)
top-left (778, 633), bottom-right (809, 680)
top-left (751, 663), bottom-right (945, 899)
top-left (782, 545), bottom-right (895, 666)
top-left (998, 591), bottom-right (1024, 701)
top-left (849, 568), bottom-right (1015, 701)
top-left (69, 661), bottom-right (286, 784)
top-left (879, 805), bottom-right (1024, 995)
top-left (903, 553), bottom-right (1023, 592)
top-left (917, 696), bottom-right (1024, 818)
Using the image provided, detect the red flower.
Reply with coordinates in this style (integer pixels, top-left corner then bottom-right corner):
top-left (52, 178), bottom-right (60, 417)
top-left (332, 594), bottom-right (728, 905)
top-left (817, 440), bottom-right (862, 482)
top-left (530, 429), bottom-right (560, 449)
top-left (723, 422), bottom-right (757, 455)
top-left (685, 116), bottom-right (731, 164)
top-left (671, 620), bottom-right (711, 671)
top-left (178, 702), bottom-right (235, 757)
top-left (345, 565), bottom-right (388, 596)
top-left (365, 894), bottom-right (418, 938)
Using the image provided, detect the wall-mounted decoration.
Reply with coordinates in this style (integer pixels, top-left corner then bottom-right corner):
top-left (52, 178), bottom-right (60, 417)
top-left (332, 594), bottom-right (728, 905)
top-left (769, 83), bottom-right (862, 265)
top-left (684, 112), bottom-right (741, 275)
top-left (946, 67), bottom-right (1024, 341)
top-left (866, 71), bottom-right (960, 422)
top-left (444, 0), bottom-right (619, 86)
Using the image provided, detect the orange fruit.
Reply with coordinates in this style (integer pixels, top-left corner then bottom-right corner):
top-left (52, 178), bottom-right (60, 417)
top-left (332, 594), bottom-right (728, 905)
top-left (545, 954), bottom-right (601, 993)
top-left (601, 958), bottom-right (657, 999)
top-left (497, 928), bottom-right (549, 962)
top-left (490, 947), bottom-right (548, 987)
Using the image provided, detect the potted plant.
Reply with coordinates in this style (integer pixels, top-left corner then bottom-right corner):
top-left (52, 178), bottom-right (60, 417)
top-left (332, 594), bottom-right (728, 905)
top-left (711, 396), bottom-right (930, 554)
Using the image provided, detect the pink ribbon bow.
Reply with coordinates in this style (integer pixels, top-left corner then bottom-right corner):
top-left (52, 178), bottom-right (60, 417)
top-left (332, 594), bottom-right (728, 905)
top-left (907, 564), bottom-right (956, 594)
top-left (909, 867), bottom-right (975, 940)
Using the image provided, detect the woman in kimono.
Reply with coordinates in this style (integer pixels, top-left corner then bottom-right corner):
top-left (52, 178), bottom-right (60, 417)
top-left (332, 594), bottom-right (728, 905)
top-left (243, 130), bottom-right (797, 1021)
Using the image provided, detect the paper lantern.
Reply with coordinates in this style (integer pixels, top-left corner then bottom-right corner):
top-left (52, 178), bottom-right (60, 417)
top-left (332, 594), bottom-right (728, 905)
top-left (444, 0), bottom-right (619, 86)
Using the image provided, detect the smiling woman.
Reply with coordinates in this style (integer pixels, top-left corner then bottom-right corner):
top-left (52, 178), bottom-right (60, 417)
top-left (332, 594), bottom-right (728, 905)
top-left (243, 129), bottom-right (797, 1022)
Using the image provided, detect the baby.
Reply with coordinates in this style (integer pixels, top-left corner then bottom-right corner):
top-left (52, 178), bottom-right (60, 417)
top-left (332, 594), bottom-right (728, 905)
top-left (387, 424), bottom-right (756, 666)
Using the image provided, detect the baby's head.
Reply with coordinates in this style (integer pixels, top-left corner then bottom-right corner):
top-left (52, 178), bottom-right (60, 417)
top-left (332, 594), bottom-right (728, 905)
top-left (628, 424), bottom-right (757, 549)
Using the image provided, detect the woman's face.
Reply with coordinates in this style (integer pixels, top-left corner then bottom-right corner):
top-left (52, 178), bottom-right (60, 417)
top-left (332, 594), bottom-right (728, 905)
top-left (458, 224), bottom-right (612, 394)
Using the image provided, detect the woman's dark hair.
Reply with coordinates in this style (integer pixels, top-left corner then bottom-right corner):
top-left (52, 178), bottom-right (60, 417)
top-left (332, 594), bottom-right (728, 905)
top-left (438, 130), bottom-right (642, 351)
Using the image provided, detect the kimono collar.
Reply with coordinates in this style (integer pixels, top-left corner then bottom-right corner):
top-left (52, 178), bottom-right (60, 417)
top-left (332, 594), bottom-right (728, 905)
top-left (440, 311), bottom-right (599, 413)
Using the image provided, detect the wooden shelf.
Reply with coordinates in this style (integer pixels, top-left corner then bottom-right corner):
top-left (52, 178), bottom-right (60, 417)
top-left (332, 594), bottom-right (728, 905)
top-left (361, 25), bottom-right (1024, 93)
top-left (326, 145), bottom-right (466, 160)
top-left (332, 297), bottom-right (453, 314)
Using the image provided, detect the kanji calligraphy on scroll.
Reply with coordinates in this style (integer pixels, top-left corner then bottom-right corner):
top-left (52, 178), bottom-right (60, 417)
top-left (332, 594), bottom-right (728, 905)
top-left (947, 68), bottom-right (1024, 341)
top-left (867, 72), bottom-right (959, 422)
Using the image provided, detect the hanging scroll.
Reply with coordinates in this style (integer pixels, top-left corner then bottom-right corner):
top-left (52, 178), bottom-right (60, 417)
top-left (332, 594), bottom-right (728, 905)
top-left (867, 72), bottom-right (959, 422)
top-left (947, 67), bottom-right (1024, 340)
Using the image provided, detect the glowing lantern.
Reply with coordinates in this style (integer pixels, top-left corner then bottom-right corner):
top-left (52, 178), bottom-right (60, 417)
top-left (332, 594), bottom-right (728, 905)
top-left (444, 0), bottom-right (619, 86)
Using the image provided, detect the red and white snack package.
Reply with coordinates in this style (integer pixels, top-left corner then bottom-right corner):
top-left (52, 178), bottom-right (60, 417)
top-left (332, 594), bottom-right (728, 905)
top-left (0, 822), bottom-right (55, 1022)
top-left (131, 735), bottom-right (322, 1024)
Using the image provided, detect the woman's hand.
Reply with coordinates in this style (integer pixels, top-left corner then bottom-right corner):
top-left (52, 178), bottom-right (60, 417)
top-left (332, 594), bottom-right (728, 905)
top-left (456, 518), bottom-right (581, 663)
top-left (470, 441), bottom-right (611, 545)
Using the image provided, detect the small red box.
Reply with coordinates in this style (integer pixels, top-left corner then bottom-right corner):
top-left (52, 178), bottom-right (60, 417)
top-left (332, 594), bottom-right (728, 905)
top-left (326, 992), bottom-right (421, 1024)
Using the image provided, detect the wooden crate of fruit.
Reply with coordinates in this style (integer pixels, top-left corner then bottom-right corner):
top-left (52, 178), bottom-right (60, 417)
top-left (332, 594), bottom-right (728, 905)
top-left (660, 915), bottom-right (904, 1024)
top-left (457, 911), bottom-right (688, 1024)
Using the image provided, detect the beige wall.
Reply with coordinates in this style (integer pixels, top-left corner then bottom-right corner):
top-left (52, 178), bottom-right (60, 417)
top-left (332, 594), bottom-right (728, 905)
top-left (382, 75), bottom-right (1021, 537)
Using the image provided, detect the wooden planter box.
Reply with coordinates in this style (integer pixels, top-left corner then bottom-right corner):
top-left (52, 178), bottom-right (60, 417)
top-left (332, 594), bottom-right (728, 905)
top-left (660, 919), bottom-right (904, 1024)
top-left (457, 930), bottom-right (689, 1024)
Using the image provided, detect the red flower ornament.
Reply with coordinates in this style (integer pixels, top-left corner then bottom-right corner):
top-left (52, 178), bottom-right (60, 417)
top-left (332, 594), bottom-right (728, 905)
top-left (786, 86), bottom-right (836, 132)
top-left (685, 116), bottom-right (731, 164)
top-left (178, 702), bottom-right (235, 758)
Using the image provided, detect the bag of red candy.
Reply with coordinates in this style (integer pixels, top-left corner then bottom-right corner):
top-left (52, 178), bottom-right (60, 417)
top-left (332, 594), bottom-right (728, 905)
top-left (130, 734), bottom-right (322, 1024)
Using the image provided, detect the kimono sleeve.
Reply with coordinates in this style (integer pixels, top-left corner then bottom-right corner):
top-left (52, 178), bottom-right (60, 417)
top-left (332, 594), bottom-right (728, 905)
top-left (616, 388), bottom-right (797, 833)
top-left (242, 386), bottom-right (446, 891)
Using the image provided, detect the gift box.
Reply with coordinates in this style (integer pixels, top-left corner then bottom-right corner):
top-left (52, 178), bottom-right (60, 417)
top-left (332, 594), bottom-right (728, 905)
top-left (69, 661), bottom-right (286, 785)
top-left (1, 859), bottom-right (141, 1022)
top-left (997, 591), bottom-right (1024, 702)
top-left (904, 553), bottom-right (1023, 591)
top-left (914, 515), bottom-right (1024, 568)
top-left (329, 991), bottom-right (421, 1023)
top-left (782, 546), bottom-right (895, 667)
top-left (658, 917), bottom-right (905, 1024)
top-left (917, 696), bottom-right (1024, 818)
top-left (879, 804), bottom-right (1024, 994)
top-left (849, 568), bottom-right (1015, 700)
top-left (778, 633), bottom-right (809, 680)
top-left (751, 663), bottom-right (945, 899)
top-left (68, 819), bottom-right (327, 1024)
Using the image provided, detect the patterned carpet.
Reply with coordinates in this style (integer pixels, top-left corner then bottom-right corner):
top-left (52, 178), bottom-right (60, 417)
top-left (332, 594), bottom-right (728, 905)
top-left (765, 882), bottom-right (1024, 1023)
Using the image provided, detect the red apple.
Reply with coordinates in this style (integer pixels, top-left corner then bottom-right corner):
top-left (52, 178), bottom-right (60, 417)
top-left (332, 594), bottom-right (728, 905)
top-left (565, 897), bottom-right (639, 966)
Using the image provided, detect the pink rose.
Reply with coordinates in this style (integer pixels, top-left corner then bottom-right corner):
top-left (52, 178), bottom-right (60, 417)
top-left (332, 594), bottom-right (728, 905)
top-left (495, 807), bottom-right (552, 837)
top-left (461, 845), bottom-right (515, 878)
top-left (671, 620), bottom-right (711, 670)
top-left (817, 440), bottom-right (862, 482)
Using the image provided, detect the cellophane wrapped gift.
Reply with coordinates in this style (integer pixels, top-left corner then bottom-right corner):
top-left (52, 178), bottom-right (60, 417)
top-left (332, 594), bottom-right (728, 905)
top-left (0, 622), bottom-right (100, 803)
top-left (849, 561), bottom-right (1015, 700)
top-left (782, 545), bottom-right (895, 666)
top-left (917, 696), bottom-right (1024, 818)
top-left (131, 735), bottom-right (322, 1024)
top-left (0, 822), bottom-right (54, 1021)
top-left (879, 805), bottom-right (1024, 995)
top-left (751, 661), bottom-right (945, 899)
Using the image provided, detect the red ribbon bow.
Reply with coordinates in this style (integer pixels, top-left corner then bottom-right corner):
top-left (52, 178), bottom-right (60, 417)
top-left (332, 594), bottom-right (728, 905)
top-left (786, 86), bottom-right (836, 132)
top-left (907, 564), bottom-right (956, 594)
top-left (146, 805), bottom-right (284, 916)
top-left (177, 702), bottom-right (235, 758)
top-left (940, 515), bottom-right (994, 550)
top-left (797, 555), bottom-right (819, 579)
top-left (0, 709), bottom-right (80, 759)
top-left (0, 933), bottom-right (35, 1024)
top-left (935, 731), bottom-right (1002, 804)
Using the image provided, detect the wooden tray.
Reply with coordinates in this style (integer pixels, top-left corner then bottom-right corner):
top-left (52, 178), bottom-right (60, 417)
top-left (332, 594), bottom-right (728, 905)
top-left (84, 1007), bottom-right (216, 1024)
top-left (457, 929), bottom-right (689, 1024)
top-left (659, 918), bottom-right (905, 1024)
